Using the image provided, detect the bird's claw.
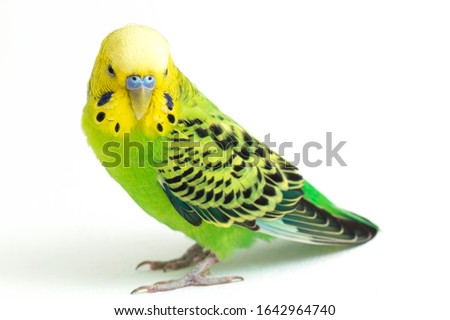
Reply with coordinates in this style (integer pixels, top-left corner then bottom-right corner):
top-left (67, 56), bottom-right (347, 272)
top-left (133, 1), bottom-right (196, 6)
top-left (131, 252), bottom-right (243, 294)
top-left (135, 260), bottom-right (172, 271)
top-left (130, 274), bottom-right (243, 294)
top-left (130, 285), bottom-right (160, 295)
top-left (135, 243), bottom-right (210, 272)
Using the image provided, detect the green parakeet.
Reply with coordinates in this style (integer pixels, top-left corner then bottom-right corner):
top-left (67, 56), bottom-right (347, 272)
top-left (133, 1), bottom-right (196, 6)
top-left (82, 25), bottom-right (378, 293)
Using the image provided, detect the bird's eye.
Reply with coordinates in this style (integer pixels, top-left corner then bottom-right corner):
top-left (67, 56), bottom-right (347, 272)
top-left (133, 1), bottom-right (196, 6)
top-left (107, 65), bottom-right (115, 77)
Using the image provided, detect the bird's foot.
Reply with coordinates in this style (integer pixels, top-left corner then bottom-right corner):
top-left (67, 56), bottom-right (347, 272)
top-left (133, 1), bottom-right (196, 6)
top-left (136, 243), bottom-right (210, 272)
top-left (131, 252), bottom-right (243, 294)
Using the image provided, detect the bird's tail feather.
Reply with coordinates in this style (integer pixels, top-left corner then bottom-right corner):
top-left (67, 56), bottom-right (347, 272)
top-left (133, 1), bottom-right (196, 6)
top-left (257, 180), bottom-right (378, 245)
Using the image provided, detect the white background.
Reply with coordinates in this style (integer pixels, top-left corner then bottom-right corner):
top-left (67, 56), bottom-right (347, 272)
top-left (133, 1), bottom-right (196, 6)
top-left (1, 0), bottom-right (449, 319)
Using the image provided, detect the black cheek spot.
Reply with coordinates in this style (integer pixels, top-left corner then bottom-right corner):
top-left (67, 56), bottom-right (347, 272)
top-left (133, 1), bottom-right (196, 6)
top-left (167, 114), bottom-right (175, 123)
top-left (164, 93), bottom-right (174, 110)
top-left (98, 92), bottom-right (113, 106)
top-left (157, 123), bottom-right (163, 132)
top-left (115, 123), bottom-right (120, 132)
top-left (96, 112), bottom-right (105, 122)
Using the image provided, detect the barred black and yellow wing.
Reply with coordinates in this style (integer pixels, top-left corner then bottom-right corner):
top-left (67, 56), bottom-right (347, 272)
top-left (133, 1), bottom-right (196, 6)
top-left (158, 113), bottom-right (377, 245)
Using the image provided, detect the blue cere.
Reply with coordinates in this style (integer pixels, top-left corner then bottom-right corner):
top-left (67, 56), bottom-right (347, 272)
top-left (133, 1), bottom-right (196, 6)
top-left (143, 76), bottom-right (156, 90)
top-left (126, 75), bottom-right (156, 91)
top-left (126, 76), bottom-right (143, 90)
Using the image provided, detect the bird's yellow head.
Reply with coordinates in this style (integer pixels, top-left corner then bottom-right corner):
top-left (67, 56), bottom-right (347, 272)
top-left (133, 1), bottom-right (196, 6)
top-left (85, 25), bottom-right (181, 138)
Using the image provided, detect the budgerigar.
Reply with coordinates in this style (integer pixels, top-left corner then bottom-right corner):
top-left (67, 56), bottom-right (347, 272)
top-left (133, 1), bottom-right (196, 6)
top-left (82, 25), bottom-right (378, 294)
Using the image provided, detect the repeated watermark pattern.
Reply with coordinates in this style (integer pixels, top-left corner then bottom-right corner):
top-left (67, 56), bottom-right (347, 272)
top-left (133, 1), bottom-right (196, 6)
top-left (101, 132), bottom-right (347, 168)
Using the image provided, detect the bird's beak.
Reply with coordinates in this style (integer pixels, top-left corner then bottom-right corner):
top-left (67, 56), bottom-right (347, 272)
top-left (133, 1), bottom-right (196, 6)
top-left (129, 87), bottom-right (153, 120)
top-left (126, 75), bottom-right (156, 120)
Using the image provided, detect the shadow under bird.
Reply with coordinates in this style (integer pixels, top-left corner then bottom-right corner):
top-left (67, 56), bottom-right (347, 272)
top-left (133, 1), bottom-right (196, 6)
top-left (82, 25), bottom-right (378, 294)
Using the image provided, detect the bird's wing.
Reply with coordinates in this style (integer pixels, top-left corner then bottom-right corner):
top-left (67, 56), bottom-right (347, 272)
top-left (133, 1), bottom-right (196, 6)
top-left (158, 113), bottom-right (303, 228)
top-left (158, 114), bottom-right (377, 244)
